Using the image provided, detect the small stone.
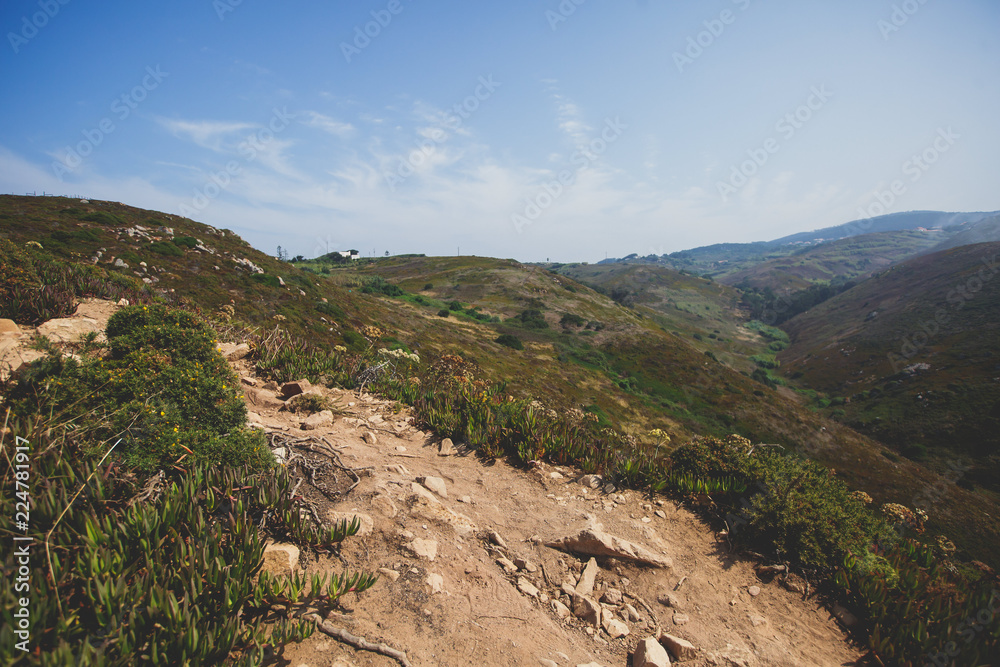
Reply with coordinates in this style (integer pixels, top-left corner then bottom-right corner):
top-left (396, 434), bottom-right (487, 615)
top-left (426, 573), bottom-right (445, 594)
top-left (551, 599), bottom-right (571, 618)
top-left (539, 660), bottom-right (558, 667)
top-left (576, 557), bottom-right (600, 597)
top-left (749, 614), bottom-right (768, 627)
top-left (371, 494), bottom-right (398, 518)
top-left (658, 592), bottom-right (682, 609)
top-left (378, 568), bottom-right (400, 582)
top-left (405, 538), bottom-right (438, 561)
top-left (655, 510), bottom-right (667, 519)
top-left (600, 588), bottom-right (623, 605)
top-left (659, 633), bottom-right (698, 661)
top-left (517, 577), bottom-right (540, 598)
top-left (280, 379), bottom-right (312, 399)
top-left (262, 543), bottom-right (299, 577)
top-left (624, 603), bottom-right (641, 622)
top-left (410, 482), bottom-right (441, 505)
top-left (438, 438), bottom-right (455, 456)
top-left (0, 319), bottom-right (20, 334)
top-left (385, 464), bottom-right (408, 475)
top-left (514, 557), bottom-right (538, 573)
top-left (572, 595), bottom-right (602, 626)
top-left (363, 431), bottom-right (378, 445)
top-left (634, 636), bottom-right (671, 667)
top-left (641, 517), bottom-right (652, 523)
top-left (832, 604), bottom-right (858, 628)
top-left (496, 557), bottom-right (518, 574)
top-left (301, 410), bottom-right (334, 430)
top-left (225, 343), bottom-right (251, 361)
top-left (457, 495), bottom-right (472, 504)
top-left (603, 616), bottom-right (630, 639)
top-left (488, 530), bottom-right (508, 549)
top-left (579, 474), bottom-right (603, 489)
top-left (549, 471), bottom-right (564, 479)
top-left (748, 585), bottom-right (761, 597)
top-left (672, 613), bottom-right (689, 625)
top-left (395, 446), bottom-right (407, 452)
top-left (417, 475), bottom-right (448, 498)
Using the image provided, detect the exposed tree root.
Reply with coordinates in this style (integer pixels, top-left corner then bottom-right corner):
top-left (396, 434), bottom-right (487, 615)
top-left (304, 614), bottom-right (413, 667)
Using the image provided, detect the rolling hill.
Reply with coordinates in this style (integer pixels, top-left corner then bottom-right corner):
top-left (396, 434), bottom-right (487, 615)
top-left (3, 194), bottom-right (999, 565)
top-left (778, 241), bottom-right (1000, 498)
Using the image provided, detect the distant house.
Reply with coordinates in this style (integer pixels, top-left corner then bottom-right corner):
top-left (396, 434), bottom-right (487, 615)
top-left (336, 250), bottom-right (360, 260)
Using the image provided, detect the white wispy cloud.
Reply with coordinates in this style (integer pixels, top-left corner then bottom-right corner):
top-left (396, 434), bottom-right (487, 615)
top-left (157, 118), bottom-right (256, 151)
top-left (303, 112), bottom-right (355, 138)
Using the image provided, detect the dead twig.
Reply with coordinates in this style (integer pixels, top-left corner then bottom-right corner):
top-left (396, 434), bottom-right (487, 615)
top-left (304, 613), bottom-right (412, 667)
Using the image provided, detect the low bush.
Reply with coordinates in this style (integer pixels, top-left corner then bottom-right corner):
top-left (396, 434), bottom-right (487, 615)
top-left (149, 240), bottom-right (183, 257)
top-left (5, 304), bottom-right (269, 472)
top-left (0, 418), bottom-right (374, 665)
top-left (496, 334), bottom-right (524, 350)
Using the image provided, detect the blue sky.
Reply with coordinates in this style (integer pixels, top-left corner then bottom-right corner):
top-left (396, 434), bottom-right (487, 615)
top-left (1, 0), bottom-right (998, 262)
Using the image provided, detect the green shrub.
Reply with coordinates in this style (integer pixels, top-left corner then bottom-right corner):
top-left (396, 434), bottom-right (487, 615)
top-left (514, 309), bottom-right (548, 329)
top-left (80, 211), bottom-right (124, 226)
top-left (560, 313), bottom-right (585, 328)
top-left (437, 309), bottom-right (450, 318)
top-left (5, 304), bottom-right (269, 472)
top-left (496, 334), bottom-right (524, 350)
top-left (448, 300), bottom-right (463, 311)
top-left (342, 329), bottom-right (366, 351)
top-left (148, 240), bottom-right (183, 257)
top-left (172, 235), bottom-right (199, 248)
top-left (252, 273), bottom-right (282, 288)
top-left (316, 300), bottom-right (346, 320)
top-left (751, 355), bottom-right (778, 369)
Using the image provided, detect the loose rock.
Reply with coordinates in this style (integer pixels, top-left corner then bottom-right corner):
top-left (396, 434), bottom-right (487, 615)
top-left (405, 538), bottom-right (438, 561)
top-left (417, 475), bottom-right (448, 498)
top-left (576, 557), bottom-right (600, 597)
top-left (438, 438), bottom-right (455, 456)
top-left (262, 543), bottom-right (299, 577)
top-left (301, 410), bottom-right (334, 430)
top-left (547, 524), bottom-right (672, 569)
top-left (659, 633), bottom-right (699, 661)
top-left (572, 595), bottom-right (602, 626)
top-left (634, 636), bottom-right (671, 667)
top-left (517, 577), bottom-right (541, 598)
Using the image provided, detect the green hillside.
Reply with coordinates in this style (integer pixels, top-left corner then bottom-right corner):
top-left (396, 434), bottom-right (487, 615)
top-left (779, 241), bottom-right (1000, 500)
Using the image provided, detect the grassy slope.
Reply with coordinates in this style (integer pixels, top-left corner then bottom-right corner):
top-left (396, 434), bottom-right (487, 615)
top-left (3, 195), bottom-right (997, 565)
top-left (778, 242), bottom-right (1000, 555)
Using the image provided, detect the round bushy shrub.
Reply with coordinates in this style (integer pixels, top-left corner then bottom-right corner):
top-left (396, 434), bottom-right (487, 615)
top-left (495, 334), bottom-right (524, 350)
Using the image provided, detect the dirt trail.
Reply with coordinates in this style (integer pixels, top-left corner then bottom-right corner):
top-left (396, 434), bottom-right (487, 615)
top-left (235, 362), bottom-right (865, 667)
